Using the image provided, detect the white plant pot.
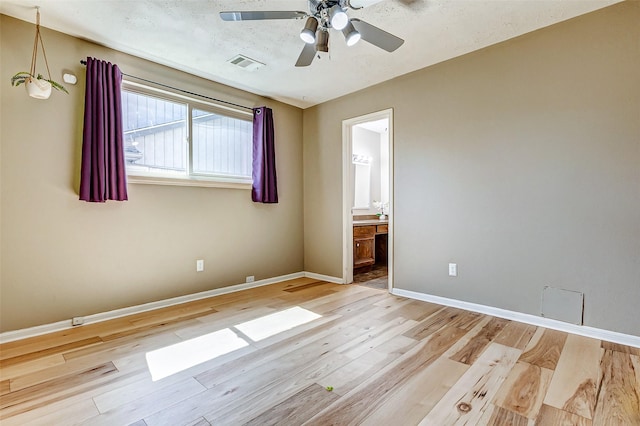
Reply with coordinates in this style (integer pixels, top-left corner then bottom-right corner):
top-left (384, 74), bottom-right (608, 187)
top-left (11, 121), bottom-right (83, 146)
top-left (25, 78), bottom-right (52, 99)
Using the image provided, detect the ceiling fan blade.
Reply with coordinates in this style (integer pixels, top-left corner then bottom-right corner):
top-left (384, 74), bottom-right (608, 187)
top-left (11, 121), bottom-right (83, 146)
top-left (295, 43), bottom-right (316, 67)
top-left (350, 19), bottom-right (404, 52)
top-left (220, 11), bottom-right (307, 21)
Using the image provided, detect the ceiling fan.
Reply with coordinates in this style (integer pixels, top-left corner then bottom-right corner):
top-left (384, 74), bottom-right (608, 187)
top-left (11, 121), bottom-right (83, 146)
top-left (220, 0), bottom-right (405, 67)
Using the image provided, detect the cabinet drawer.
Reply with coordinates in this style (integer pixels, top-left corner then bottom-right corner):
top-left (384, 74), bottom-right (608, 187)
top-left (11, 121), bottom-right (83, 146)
top-left (376, 224), bottom-right (388, 234)
top-left (354, 225), bottom-right (376, 237)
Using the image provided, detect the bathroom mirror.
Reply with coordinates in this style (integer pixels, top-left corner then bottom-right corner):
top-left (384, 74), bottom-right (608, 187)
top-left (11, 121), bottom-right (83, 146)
top-left (353, 163), bottom-right (370, 209)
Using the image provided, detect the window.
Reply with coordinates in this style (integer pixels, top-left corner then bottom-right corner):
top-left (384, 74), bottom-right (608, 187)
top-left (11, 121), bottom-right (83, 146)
top-left (121, 82), bottom-right (253, 187)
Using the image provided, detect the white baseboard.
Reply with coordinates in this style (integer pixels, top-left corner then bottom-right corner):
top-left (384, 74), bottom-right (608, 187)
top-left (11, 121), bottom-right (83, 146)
top-left (0, 272), bottom-right (306, 344)
top-left (304, 272), bottom-right (345, 284)
top-left (392, 288), bottom-right (640, 349)
top-left (13, 274), bottom-right (633, 348)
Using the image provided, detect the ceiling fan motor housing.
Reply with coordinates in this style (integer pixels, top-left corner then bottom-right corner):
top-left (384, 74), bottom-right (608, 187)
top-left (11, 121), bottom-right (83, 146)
top-left (309, 0), bottom-right (348, 28)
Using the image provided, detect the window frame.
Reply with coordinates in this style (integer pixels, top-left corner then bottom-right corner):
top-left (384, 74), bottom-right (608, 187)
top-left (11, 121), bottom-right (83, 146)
top-left (122, 80), bottom-right (253, 190)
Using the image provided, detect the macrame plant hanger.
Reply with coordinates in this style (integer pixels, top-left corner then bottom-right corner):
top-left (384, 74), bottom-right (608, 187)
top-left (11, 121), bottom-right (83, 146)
top-left (30, 7), bottom-right (53, 84)
top-left (10, 6), bottom-right (68, 99)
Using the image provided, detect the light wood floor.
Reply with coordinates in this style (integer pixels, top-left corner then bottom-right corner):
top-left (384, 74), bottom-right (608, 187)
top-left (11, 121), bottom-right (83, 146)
top-left (1, 278), bottom-right (639, 425)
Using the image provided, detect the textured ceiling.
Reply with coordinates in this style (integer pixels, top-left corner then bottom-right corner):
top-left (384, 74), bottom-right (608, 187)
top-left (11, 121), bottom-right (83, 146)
top-left (0, 0), bottom-right (621, 108)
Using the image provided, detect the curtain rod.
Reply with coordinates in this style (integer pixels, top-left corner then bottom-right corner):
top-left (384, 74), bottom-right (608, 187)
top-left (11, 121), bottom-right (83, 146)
top-left (80, 60), bottom-right (254, 112)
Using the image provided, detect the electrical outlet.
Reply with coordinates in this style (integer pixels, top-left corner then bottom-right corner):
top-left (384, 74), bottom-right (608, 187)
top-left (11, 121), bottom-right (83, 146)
top-left (448, 263), bottom-right (458, 277)
top-left (72, 317), bottom-right (85, 326)
top-left (196, 259), bottom-right (204, 272)
top-left (246, 275), bottom-right (255, 283)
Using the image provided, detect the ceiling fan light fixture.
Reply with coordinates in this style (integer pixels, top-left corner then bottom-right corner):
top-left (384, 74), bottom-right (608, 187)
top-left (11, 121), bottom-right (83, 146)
top-left (316, 29), bottom-right (329, 52)
top-left (300, 17), bottom-right (318, 43)
top-left (342, 21), bottom-right (361, 46)
top-left (329, 5), bottom-right (348, 30)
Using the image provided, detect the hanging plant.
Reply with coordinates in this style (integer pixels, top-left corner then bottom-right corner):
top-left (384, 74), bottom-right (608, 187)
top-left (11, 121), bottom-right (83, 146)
top-left (9, 8), bottom-right (68, 99)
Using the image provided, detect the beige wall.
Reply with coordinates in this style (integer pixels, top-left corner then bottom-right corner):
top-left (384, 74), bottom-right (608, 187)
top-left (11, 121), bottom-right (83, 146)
top-left (303, 2), bottom-right (640, 336)
top-left (0, 15), bottom-right (304, 332)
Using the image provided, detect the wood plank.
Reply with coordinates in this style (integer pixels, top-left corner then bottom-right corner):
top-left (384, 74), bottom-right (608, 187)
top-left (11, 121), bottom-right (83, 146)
top-left (337, 316), bottom-right (418, 359)
top-left (0, 325), bottom-right (113, 361)
top-left (601, 341), bottom-right (640, 356)
top-left (534, 404), bottom-right (592, 426)
top-left (282, 280), bottom-right (325, 292)
top-left (174, 306), bottom-right (278, 339)
top-left (519, 328), bottom-right (567, 370)
top-left (316, 335), bottom-right (417, 396)
top-left (277, 287), bottom-right (339, 305)
top-left (592, 349), bottom-right (640, 425)
top-left (62, 328), bottom-right (182, 362)
top-left (632, 354), bottom-right (640, 391)
top-left (493, 361), bottom-right (553, 419)
top-left (244, 383), bottom-right (339, 426)
top-left (0, 379), bottom-right (10, 396)
top-left (326, 292), bottom-right (389, 316)
top-left (0, 354), bottom-right (66, 381)
top-left (301, 285), bottom-right (375, 313)
top-left (93, 371), bottom-right (202, 413)
top-left (439, 316), bottom-right (492, 359)
top-left (378, 300), bottom-right (442, 322)
top-left (483, 405), bottom-right (531, 426)
top-left (144, 317), bottom-right (379, 424)
top-left (0, 337), bottom-right (103, 368)
top-left (494, 322), bottom-right (537, 350)
top-left (0, 362), bottom-right (118, 418)
top-left (315, 350), bottom-right (389, 397)
top-left (403, 307), bottom-right (478, 341)
top-left (0, 368), bottom-right (151, 424)
top-left (199, 345), bottom-right (352, 423)
top-left (543, 334), bottom-right (603, 419)
top-left (100, 310), bottom-right (217, 341)
top-left (360, 357), bottom-right (469, 425)
top-left (0, 398), bottom-right (100, 426)
top-left (181, 351), bottom-right (349, 425)
top-left (449, 317), bottom-right (509, 365)
top-left (183, 418), bottom-right (210, 426)
top-left (304, 326), bottom-right (469, 425)
top-left (193, 310), bottom-right (385, 389)
top-left (82, 378), bottom-right (206, 426)
top-left (419, 343), bottom-right (521, 425)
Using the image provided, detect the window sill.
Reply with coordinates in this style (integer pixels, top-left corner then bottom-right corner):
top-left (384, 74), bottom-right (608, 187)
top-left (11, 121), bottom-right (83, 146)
top-left (127, 174), bottom-right (252, 190)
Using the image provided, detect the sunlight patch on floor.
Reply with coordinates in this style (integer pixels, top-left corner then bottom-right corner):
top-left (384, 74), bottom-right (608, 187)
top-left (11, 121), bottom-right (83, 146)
top-left (145, 328), bottom-right (248, 381)
top-left (235, 306), bottom-right (322, 342)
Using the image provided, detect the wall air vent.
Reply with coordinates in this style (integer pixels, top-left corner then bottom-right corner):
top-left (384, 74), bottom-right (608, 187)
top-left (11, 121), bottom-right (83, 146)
top-left (227, 54), bottom-right (265, 72)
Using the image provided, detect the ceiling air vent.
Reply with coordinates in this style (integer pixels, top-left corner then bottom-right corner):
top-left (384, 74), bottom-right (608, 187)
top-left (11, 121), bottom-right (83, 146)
top-left (227, 54), bottom-right (265, 72)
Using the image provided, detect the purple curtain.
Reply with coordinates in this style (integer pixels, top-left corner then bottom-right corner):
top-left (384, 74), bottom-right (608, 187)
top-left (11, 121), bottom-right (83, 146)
top-left (252, 106), bottom-right (278, 203)
top-left (79, 57), bottom-right (128, 202)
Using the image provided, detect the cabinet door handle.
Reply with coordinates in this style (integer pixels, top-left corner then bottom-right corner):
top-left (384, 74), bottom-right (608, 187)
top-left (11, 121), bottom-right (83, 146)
top-left (356, 243), bottom-right (360, 247)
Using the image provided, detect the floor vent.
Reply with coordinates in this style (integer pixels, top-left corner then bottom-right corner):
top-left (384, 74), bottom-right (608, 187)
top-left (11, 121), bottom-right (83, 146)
top-left (541, 286), bottom-right (584, 325)
top-left (227, 54), bottom-right (265, 71)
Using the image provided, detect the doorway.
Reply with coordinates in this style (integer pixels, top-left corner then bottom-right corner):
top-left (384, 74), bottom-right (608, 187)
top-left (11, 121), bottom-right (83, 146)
top-left (342, 109), bottom-right (393, 291)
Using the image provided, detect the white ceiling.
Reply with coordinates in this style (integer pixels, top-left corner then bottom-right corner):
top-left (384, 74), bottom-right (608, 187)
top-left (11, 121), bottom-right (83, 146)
top-left (1, 0), bottom-right (621, 109)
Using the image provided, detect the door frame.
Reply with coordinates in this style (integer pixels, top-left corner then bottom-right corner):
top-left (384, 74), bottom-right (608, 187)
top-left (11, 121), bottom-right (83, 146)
top-left (342, 108), bottom-right (394, 291)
